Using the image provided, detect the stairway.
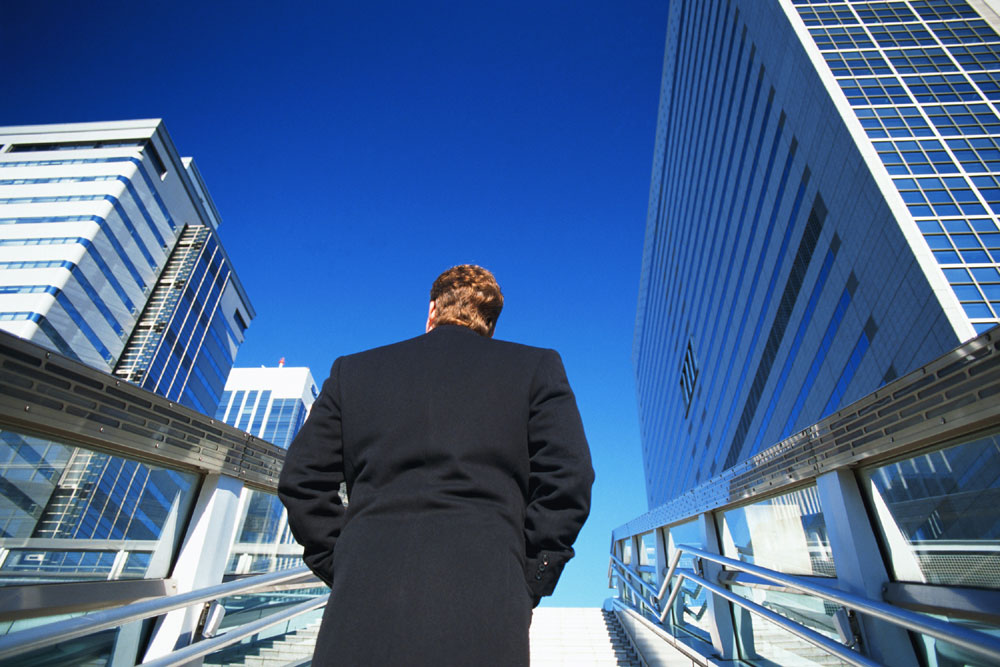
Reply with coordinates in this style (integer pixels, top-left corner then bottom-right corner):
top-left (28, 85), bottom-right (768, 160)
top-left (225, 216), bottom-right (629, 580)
top-left (205, 607), bottom-right (641, 666)
top-left (203, 618), bottom-right (322, 666)
top-left (530, 607), bottom-right (641, 666)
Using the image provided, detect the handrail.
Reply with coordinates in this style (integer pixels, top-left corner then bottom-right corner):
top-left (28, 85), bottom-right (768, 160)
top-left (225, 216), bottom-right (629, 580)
top-left (680, 545), bottom-right (1000, 664)
top-left (140, 594), bottom-right (328, 667)
top-left (0, 566), bottom-right (319, 661)
top-left (610, 553), bottom-right (876, 666)
top-left (608, 553), bottom-right (661, 600)
top-left (609, 544), bottom-right (1000, 666)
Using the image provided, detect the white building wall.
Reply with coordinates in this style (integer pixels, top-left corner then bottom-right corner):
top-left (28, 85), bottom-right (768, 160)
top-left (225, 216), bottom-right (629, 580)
top-left (0, 119), bottom-right (239, 373)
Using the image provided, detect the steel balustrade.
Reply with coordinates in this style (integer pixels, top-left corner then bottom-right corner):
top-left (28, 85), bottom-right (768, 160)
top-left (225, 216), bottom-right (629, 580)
top-left (0, 565), bottom-right (324, 662)
top-left (611, 544), bottom-right (1000, 665)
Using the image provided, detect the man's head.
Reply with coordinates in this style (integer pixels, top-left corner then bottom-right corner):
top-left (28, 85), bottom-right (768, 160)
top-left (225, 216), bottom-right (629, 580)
top-left (426, 265), bottom-right (504, 337)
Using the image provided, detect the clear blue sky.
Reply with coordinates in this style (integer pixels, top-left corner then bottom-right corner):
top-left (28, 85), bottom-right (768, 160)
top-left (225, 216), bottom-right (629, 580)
top-left (3, 1), bottom-right (669, 606)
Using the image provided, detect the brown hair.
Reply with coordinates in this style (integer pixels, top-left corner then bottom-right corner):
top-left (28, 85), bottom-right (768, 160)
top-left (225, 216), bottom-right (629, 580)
top-left (430, 265), bottom-right (504, 337)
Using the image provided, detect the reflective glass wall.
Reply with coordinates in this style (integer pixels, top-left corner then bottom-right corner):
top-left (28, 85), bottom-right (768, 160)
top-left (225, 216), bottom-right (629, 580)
top-left (612, 427), bottom-right (1000, 666)
top-left (0, 428), bottom-right (197, 585)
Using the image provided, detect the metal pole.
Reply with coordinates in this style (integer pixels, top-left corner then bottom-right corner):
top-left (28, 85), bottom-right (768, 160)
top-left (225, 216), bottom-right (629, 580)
top-left (678, 544), bottom-right (1000, 665)
top-left (140, 595), bottom-right (329, 667)
top-left (0, 566), bottom-right (317, 662)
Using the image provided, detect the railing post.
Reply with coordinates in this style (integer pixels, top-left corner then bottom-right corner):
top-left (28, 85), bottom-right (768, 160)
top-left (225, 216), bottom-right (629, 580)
top-left (630, 534), bottom-right (643, 612)
top-left (654, 526), bottom-right (668, 613)
top-left (816, 469), bottom-right (918, 665)
top-left (696, 512), bottom-right (737, 660)
top-left (143, 473), bottom-right (244, 662)
top-left (108, 620), bottom-right (144, 666)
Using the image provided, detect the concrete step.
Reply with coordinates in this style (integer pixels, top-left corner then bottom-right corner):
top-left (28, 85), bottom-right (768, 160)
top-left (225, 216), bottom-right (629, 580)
top-left (204, 619), bottom-right (323, 667)
top-left (530, 607), bottom-right (641, 666)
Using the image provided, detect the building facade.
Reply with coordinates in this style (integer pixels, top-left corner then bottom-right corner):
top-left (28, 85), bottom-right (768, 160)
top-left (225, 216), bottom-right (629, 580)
top-left (0, 119), bottom-right (253, 414)
top-left (215, 365), bottom-right (318, 449)
top-left (634, 0), bottom-right (1000, 507)
top-left (0, 120), bottom-right (254, 587)
top-left (215, 365), bottom-right (319, 575)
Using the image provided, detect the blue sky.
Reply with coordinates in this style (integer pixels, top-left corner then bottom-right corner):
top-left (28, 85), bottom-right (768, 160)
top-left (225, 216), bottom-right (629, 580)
top-left (3, 1), bottom-right (669, 606)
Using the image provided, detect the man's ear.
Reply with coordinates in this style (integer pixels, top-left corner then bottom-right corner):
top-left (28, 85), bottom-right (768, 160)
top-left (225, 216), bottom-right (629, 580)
top-left (425, 301), bottom-right (437, 333)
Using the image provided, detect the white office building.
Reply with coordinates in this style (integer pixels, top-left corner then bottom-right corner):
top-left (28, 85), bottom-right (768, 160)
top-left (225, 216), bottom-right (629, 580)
top-left (0, 119), bottom-right (253, 412)
top-left (216, 365), bottom-right (318, 449)
top-left (215, 365), bottom-right (319, 575)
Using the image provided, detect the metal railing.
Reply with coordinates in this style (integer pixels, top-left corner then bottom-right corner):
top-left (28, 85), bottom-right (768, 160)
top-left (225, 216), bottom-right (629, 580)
top-left (0, 565), bottom-right (328, 665)
top-left (610, 545), bottom-right (1000, 667)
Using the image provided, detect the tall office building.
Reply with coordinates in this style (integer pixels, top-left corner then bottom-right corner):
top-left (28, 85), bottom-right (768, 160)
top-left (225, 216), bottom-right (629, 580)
top-left (215, 365), bottom-right (318, 449)
top-left (0, 120), bottom-right (254, 585)
top-left (0, 119), bottom-right (253, 413)
top-left (634, 0), bottom-right (1000, 506)
top-left (215, 365), bottom-right (318, 574)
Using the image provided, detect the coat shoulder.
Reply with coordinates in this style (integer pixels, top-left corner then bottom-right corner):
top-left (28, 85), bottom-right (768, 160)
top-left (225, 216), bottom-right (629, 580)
top-left (341, 327), bottom-right (555, 366)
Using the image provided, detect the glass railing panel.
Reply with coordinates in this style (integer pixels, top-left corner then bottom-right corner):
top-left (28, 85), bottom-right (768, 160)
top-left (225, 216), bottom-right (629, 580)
top-left (0, 613), bottom-right (119, 666)
top-left (224, 488), bottom-right (303, 576)
top-left (667, 519), bottom-right (712, 641)
top-left (638, 531), bottom-right (657, 585)
top-left (717, 485), bottom-right (836, 577)
top-left (0, 429), bottom-right (198, 586)
top-left (912, 616), bottom-right (1000, 667)
top-left (862, 430), bottom-right (1000, 589)
top-left (730, 584), bottom-right (846, 667)
top-left (620, 538), bottom-right (632, 567)
top-left (202, 586), bottom-right (326, 666)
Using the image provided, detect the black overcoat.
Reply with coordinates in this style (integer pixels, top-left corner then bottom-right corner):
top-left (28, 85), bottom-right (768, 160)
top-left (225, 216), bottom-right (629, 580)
top-left (277, 324), bottom-right (594, 666)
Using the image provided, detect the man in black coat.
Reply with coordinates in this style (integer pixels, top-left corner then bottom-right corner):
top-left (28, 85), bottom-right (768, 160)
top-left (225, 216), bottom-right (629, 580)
top-left (278, 265), bottom-right (594, 666)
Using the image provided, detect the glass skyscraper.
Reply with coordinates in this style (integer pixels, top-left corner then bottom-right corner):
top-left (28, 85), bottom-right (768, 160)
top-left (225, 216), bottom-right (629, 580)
top-left (0, 120), bottom-right (254, 586)
top-left (634, 0), bottom-right (1000, 506)
top-left (0, 119), bottom-right (254, 412)
top-left (215, 366), bottom-right (319, 575)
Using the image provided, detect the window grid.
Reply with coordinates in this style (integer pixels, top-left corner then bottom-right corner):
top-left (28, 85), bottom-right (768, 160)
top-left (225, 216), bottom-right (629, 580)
top-left (968, 71), bottom-right (1000, 101)
top-left (841, 76), bottom-right (913, 104)
top-left (810, 25), bottom-right (876, 51)
top-left (903, 73), bottom-right (981, 103)
top-left (894, 175), bottom-right (988, 217)
top-left (855, 3), bottom-right (919, 25)
top-left (922, 103), bottom-right (1000, 135)
top-left (910, 0), bottom-right (979, 22)
top-left (868, 23), bottom-right (938, 48)
top-left (856, 106), bottom-right (934, 137)
top-left (929, 19), bottom-right (1000, 45)
top-left (946, 136), bottom-right (1000, 172)
top-left (824, 50), bottom-right (892, 76)
top-left (799, 4), bottom-right (859, 26)
top-left (948, 44), bottom-right (1000, 70)
top-left (885, 47), bottom-right (958, 73)
top-left (874, 138), bottom-right (960, 174)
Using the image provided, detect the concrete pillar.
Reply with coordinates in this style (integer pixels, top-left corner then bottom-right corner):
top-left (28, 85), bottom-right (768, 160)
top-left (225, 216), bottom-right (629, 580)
top-left (696, 512), bottom-right (737, 660)
top-left (143, 473), bottom-right (244, 662)
top-left (816, 469), bottom-right (918, 665)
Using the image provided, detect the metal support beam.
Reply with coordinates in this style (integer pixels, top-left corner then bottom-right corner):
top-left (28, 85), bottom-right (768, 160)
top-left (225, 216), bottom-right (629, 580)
top-left (143, 473), bottom-right (244, 662)
top-left (696, 512), bottom-right (736, 660)
top-left (884, 582), bottom-right (1000, 625)
top-left (0, 578), bottom-right (176, 621)
top-left (816, 469), bottom-right (918, 665)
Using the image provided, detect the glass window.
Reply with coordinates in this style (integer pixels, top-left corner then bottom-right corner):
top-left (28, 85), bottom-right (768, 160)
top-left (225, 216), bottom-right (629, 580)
top-left (718, 485), bottom-right (835, 577)
top-left (863, 431), bottom-right (1000, 589)
top-left (856, 2), bottom-right (918, 24)
top-left (731, 585), bottom-right (842, 666)
top-left (225, 489), bottom-right (302, 576)
top-left (886, 47), bottom-right (958, 74)
top-left (911, 0), bottom-right (979, 21)
top-left (638, 531), bottom-right (657, 585)
top-left (666, 520), bottom-right (712, 641)
top-left (0, 430), bottom-right (198, 585)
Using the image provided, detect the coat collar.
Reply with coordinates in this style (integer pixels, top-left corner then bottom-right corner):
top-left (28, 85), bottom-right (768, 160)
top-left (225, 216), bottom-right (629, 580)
top-left (428, 324), bottom-right (483, 338)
